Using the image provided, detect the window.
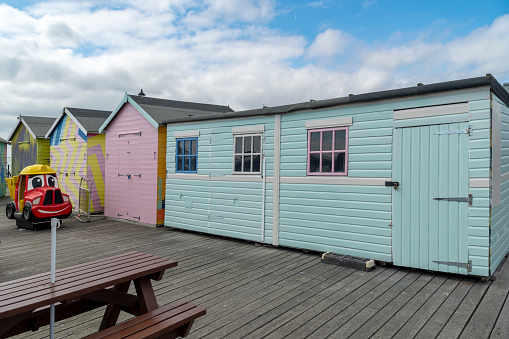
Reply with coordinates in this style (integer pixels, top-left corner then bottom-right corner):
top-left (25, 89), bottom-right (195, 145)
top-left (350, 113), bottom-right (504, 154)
top-left (307, 127), bottom-right (348, 175)
top-left (176, 138), bottom-right (197, 173)
top-left (233, 134), bottom-right (262, 173)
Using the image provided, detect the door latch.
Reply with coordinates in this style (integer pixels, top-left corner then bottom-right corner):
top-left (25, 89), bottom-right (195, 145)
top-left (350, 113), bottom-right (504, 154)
top-left (385, 181), bottom-right (399, 190)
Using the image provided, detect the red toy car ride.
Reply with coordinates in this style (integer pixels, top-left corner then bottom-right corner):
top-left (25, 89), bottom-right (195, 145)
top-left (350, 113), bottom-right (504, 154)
top-left (5, 164), bottom-right (73, 222)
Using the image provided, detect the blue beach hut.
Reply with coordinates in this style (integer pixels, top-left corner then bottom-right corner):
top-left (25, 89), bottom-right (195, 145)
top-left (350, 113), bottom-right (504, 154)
top-left (162, 75), bottom-right (509, 277)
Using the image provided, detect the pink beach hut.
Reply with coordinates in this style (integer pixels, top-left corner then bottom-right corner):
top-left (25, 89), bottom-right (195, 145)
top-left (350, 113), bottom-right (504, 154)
top-left (99, 91), bottom-right (233, 225)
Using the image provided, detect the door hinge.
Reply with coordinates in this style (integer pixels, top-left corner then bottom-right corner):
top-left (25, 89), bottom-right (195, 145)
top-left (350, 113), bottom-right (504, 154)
top-left (433, 260), bottom-right (472, 272)
top-left (433, 194), bottom-right (472, 205)
top-left (433, 125), bottom-right (472, 136)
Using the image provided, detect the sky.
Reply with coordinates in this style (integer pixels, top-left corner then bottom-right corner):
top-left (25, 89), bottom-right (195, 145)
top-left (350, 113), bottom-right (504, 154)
top-left (1, 0), bottom-right (509, 143)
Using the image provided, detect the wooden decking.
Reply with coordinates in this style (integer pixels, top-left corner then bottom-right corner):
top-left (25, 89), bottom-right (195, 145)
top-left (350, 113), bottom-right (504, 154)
top-left (0, 199), bottom-right (508, 338)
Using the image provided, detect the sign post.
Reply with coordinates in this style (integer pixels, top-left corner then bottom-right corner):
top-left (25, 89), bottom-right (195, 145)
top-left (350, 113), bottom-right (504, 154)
top-left (50, 218), bottom-right (60, 339)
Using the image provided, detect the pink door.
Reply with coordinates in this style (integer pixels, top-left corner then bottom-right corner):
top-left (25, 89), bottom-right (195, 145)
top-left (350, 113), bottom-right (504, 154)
top-left (117, 137), bottom-right (129, 219)
top-left (127, 136), bottom-right (141, 221)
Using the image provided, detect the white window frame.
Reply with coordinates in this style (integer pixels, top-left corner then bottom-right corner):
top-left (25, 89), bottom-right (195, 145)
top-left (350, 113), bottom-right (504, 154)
top-left (233, 133), bottom-right (263, 174)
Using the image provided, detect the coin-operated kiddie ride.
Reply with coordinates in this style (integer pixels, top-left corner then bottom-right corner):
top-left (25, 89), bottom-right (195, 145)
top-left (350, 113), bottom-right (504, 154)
top-left (5, 165), bottom-right (72, 230)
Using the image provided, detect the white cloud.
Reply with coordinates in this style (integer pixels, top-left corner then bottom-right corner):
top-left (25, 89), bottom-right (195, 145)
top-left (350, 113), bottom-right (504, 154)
top-left (0, 2), bottom-right (508, 143)
top-left (362, 0), bottom-right (377, 10)
top-left (307, 29), bottom-right (353, 58)
top-left (183, 0), bottom-right (276, 28)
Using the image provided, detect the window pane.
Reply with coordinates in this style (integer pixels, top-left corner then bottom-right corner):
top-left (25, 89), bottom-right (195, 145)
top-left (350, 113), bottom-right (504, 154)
top-left (190, 156), bottom-right (197, 171)
top-left (310, 132), bottom-right (320, 152)
top-left (334, 152), bottom-right (345, 173)
top-left (253, 136), bottom-right (261, 153)
top-left (244, 154), bottom-right (252, 172)
top-left (335, 130), bottom-right (346, 150)
top-left (252, 155), bottom-right (260, 172)
top-left (184, 140), bottom-right (190, 155)
top-left (322, 153), bottom-right (332, 172)
top-left (191, 139), bottom-right (197, 155)
top-left (310, 153), bottom-right (320, 172)
top-left (234, 155), bottom-right (242, 172)
top-left (244, 136), bottom-right (252, 153)
top-left (322, 131), bottom-right (333, 151)
top-left (235, 137), bottom-right (242, 154)
top-left (177, 141), bottom-right (183, 155)
top-left (177, 157), bottom-right (183, 171)
top-left (184, 156), bottom-right (189, 171)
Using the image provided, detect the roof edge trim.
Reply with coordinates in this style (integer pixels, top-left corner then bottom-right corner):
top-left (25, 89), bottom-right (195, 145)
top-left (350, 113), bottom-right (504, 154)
top-left (98, 92), bottom-right (128, 133)
top-left (98, 92), bottom-right (159, 133)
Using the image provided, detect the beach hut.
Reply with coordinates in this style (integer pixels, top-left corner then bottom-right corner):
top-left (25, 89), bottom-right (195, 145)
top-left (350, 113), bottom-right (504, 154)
top-left (163, 75), bottom-right (509, 277)
top-left (45, 107), bottom-right (111, 213)
top-left (99, 91), bottom-right (233, 225)
top-left (7, 116), bottom-right (54, 177)
top-left (0, 138), bottom-right (7, 197)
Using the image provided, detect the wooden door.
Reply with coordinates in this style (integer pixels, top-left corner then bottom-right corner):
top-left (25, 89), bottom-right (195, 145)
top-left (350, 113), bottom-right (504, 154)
top-left (393, 122), bottom-right (470, 274)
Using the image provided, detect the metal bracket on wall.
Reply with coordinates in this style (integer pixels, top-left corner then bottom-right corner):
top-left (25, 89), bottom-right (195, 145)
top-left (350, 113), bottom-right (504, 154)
top-left (433, 125), bottom-right (472, 136)
top-left (433, 259), bottom-right (472, 272)
top-left (433, 194), bottom-right (473, 205)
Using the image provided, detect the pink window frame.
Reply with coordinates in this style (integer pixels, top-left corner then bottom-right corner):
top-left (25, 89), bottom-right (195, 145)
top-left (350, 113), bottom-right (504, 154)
top-left (307, 127), bottom-right (349, 176)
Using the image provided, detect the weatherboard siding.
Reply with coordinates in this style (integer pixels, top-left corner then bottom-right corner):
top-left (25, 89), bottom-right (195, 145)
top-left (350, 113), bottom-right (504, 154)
top-left (491, 94), bottom-right (509, 274)
top-left (466, 98), bottom-right (491, 276)
top-left (157, 126), bottom-right (167, 224)
top-left (165, 116), bottom-right (274, 243)
top-left (162, 86), bottom-right (505, 276)
top-left (86, 133), bottom-right (106, 212)
top-left (104, 103), bottom-right (159, 225)
top-left (37, 138), bottom-right (50, 166)
top-left (50, 114), bottom-right (88, 212)
top-left (278, 104), bottom-right (393, 261)
top-left (0, 142), bottom-right (6, 197)
top-left (11, 124), bottom-right (38, 176)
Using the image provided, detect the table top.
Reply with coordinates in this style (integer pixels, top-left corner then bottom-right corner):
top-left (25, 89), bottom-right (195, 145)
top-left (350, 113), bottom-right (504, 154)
top-left (0, 251), bottom-right (177, 320)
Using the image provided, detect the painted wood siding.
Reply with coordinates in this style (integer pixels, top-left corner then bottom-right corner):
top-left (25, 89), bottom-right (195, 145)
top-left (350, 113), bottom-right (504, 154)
top-left (491, 94), bottom-right (509, 274)
top-left (467, 97), bottom-right (492, 276)
top-left (104, 103), bottom-right (159, 225)
top-left (36, 138), bottom-right (50, 166)
top-left (0, 142), bottom-right (6, 197)
top-left (165, 116), bottom-right (274, 243)
top-left (279, 105), bottom-right (393, 261)
top-left (87, 133), bottom-right (106, 212)
top-left (157, 126), bottom-right (167, 224)
top-left (11, 124), bottom-right (37, 176)
top-left (50, 114), bottom-right (88, 212)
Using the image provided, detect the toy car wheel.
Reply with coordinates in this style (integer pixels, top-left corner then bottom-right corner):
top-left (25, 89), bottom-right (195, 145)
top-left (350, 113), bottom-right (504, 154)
top-left (6, 202), bottom-right (15, 219)
top-left (22, 203), bottom-right (33, 222)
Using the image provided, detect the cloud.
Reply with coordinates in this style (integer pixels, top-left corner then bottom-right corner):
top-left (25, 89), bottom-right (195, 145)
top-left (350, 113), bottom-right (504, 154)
top-left (0, 1), bottom-right (508, 143)
top-left (184, 0), bottom-right (276, 28)
top-left (307, 29), bottom-right (353, 58)
top-left (362, 0), bottom-right (377, 10)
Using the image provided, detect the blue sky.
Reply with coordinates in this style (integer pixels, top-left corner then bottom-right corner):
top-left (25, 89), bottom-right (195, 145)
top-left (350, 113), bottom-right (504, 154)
top-left (0, 0), bottom-right (508, 141)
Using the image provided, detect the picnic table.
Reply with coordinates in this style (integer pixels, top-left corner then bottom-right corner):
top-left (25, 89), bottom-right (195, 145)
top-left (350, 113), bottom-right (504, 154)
top-left (0, 251), bottom-right (205, 338)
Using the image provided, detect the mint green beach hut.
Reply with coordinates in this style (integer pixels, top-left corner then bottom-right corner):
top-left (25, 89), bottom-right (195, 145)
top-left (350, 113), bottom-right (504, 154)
top-left (163, 75), bottom-right (509, 277)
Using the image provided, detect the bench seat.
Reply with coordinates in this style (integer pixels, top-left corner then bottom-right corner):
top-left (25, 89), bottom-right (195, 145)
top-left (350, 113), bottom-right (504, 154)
top-left (84, 300), bottom-right (206, 339)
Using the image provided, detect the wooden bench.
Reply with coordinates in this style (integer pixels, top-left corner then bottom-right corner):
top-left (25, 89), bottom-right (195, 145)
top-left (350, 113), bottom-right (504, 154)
top-left (0, 251), bottom-right (179, 338)
top-left (84, 300), bottom-right (206, 339)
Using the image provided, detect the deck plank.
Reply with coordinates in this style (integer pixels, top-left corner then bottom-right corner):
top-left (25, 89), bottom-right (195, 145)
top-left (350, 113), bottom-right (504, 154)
top-left (0, 198), bottom-right (507, 339)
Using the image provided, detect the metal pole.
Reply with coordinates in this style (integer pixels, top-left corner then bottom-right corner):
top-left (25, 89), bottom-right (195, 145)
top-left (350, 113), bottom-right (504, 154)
top-left (261, 151), bottom-right (266, 242)
top-left (50, 218), bottom-right (59, 339)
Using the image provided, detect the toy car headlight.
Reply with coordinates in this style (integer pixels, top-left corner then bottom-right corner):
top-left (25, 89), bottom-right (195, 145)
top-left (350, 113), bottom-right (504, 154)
top-left (33, 197), bottom-right (41, 205)
top-left (63, 195), bottom-right (70, 202)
